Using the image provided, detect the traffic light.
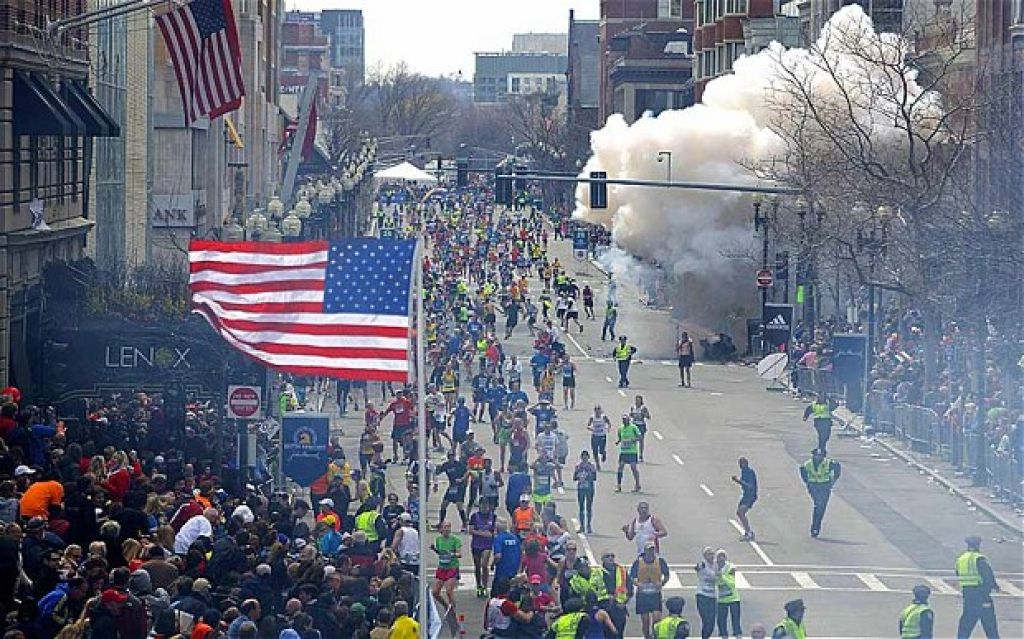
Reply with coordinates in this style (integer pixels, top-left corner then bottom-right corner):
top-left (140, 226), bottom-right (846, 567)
top-left (589, 171), bottom-right (607, 209)
top-left (494, 168), bottom-right (512, 205)
top-left (456, 158), bottom-right (468, 187)
top-left (513, 165), bottom-right (527, 193)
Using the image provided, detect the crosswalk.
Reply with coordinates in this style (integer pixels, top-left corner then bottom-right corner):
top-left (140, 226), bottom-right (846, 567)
top-left (455, 565), bottom-right (1024, 598)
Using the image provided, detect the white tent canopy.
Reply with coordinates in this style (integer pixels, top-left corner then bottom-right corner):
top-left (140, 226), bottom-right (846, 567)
top-left (373, 161), bottom-right (437, 183)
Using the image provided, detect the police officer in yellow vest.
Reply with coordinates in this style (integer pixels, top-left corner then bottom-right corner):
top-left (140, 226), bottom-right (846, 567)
top-left (597, 551), bottom-right (633, 637)
top-left (653, 596), bottom-right (690, 639)
top-left (802, 393), bottom-right (834, 453)
top-left (771, 598), bottom-right (807, 639)
top-left (550, 597), bottom-right (590, 639)
top-left (899, 584), bottom-right (934, 639)
top-left (354, 502), bottom-right (386, 551)
top-left (613, 336), bottom-right (637, 389)
top-left (798, 448), bottom-right (841, 538)
top-left (956, 535), bottom-right (1001, 639)
top-left (568, 559), bottom-right (596, 600)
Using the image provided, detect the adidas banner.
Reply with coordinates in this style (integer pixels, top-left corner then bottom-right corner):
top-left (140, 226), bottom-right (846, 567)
top-left (763, 303), bottom-right (794, 349)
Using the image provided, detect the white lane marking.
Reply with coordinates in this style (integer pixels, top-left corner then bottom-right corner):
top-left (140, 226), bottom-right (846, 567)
top-left (728, 519), bottom-right (775, 566)
top-left (998, 579), bottom-right (1024, 597)
top-left (699, 483), bottom-right (714, 497)
top-left (564, 330), bottom-right (590, 359)
top-left (672, 454), bottom-right (684, 465)
top-left (573, 527), bottom-right (598, 565)
top-left (710, 392), bottom-right (724, 396)
top-left (595, 358), bottom-right (607, 363)
top-left (605, 376), bottom-right (614, 383)
top-left (792, 572), bottom-right (821, 589)
top-left (661, 361), bottom-right (674, 366)
top-left (664, 571), bottom-right (683, 590)
top-left (926, 577), bottom-right (958, 595)
top-left (652, 430), bottom-right (664, 440)
top-left (857, 573), bottom-right (891, 592)
top-left (735, 571), bottom-right (752, 590)
top-left (618, 389), bottom-right (627, 397)
top-left (695, 362), bottom-right (705, 366)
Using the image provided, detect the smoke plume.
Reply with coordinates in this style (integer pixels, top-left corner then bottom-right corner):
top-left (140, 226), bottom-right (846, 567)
top-left (573, 5), bottom-right (939, 338)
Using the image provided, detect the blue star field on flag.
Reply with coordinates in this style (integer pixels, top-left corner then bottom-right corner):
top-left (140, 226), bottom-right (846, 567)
top-left (323, 239), bottom-right (416, 316)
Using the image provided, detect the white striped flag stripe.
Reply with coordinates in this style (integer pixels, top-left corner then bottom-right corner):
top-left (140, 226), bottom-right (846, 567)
top-left (156, 0), bottom-right (245, 126)
top-left (188, 239), bottom-right (416, 382)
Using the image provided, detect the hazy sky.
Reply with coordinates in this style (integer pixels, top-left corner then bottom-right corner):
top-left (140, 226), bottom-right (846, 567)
top-left (288, 0), bottom-right (599, 78)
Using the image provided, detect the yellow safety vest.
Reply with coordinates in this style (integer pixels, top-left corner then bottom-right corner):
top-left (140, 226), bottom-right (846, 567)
top-left (900, 602), bottom-right (930, 638)
top-left (654, 616), bottom-right (686, 639)
top-left (614, 345), bottom-right (632, 361)
top-left (355, 510), bottom-right (380, 542)
top-left (589, 567), bottom-right (610, 602)
top-left (717, 562), bottom-right (740, 603)
top-left (811, 402), bottom-right (830, 419)
top-left (803, 458), bottom-right (833, 484)
top-left (955, 551), bottom-right (985, 588)
top-left (551, 612), bottom-right (585, 639)
top-left (569, 574), bottom-right (593, 598)
top-left (773, 617), bottom-right (807, 639)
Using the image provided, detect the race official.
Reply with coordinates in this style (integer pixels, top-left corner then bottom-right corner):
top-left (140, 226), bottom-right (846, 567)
top-left (798, 448), bottom-right (840, 538)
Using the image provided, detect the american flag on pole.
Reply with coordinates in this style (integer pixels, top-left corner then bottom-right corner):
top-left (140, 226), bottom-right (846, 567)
top-left (156, 0), bottom-right (245, 125)
top-left (189, 239), bottom-right (417, 381)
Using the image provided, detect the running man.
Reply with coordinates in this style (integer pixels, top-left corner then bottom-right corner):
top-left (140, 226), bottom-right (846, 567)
top-left (587, 405), bottom-right (611, 471)
top-left (468, 499), bottom-right (496, 598)
top-left (731, 457), bottom-right (758, 541)
top-left (629, 395), bottom-right (652, 462)
top-left (676, 331), bottom-right (695, 388)
top-left (616, 414), bottom-right (642, 492)
top-left (561, 355), bottom-right (578, 410)
top-left (431, 521), bottom-right (462, 624)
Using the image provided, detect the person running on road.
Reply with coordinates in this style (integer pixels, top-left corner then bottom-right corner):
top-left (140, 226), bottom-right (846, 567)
top-left (602, 301), bottom-right (618, 341)
top-left (582, 285), bottom-right (595, 320)
top-left (955, 535), bottom-right (1001, 639)
top-left (613, 336), bottom-right (637, 388)
top-left (561, 356), bottom-right (578, 410)
top-left (431, 521), bottom-right (462, 621)
top-left (676, 331), bottom-right (695, 388)
top-left (899, 584), bottom-right (934, 639)
top-left (771, 599), bottom-right (807, 639)
top-left (629, 395), bottom-right (651, 462)
top-left (630, 541), bottom-right (671, 639)
top-left (802, 393), bottom-right (834, 454)
top-left (587, 405), bottom-right (611, 471)
top-left (573, 451), bottom-right (597, 534)
top-left (623, 501), bottom-right (668, 556)
top-left (530, 449), bottom-right (559, 514)
top-left (731, 457), bottom-right (758, 541)
top-left (564, 296), bottom-right (584, 333)
top-left (615, 414), bottom-right (642, 492)
top-left (435, 449), bottom-right (469, 532)
top-left (468, 499), bottom-right (496, 598)
top-left (798, 448), bottom-right (841, 538)
top-left (715, 548), bottom-right (742, 639)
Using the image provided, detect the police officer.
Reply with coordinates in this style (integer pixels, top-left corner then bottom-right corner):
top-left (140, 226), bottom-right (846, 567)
top-left (654, 596), bottom-right (690, 639)
top-left (955, 535), bottom-right (1001, 639)
top-left (771, 598), bottom-right (806, 639)
top-left (551, 597), bottom-right (590, 639)
top-left (900, 584), bottom-right (934, 639)
top-left (798, 448), bottom-right (840, 538)
top-left (801, 393), bottom-right (833, 453)
top-left (613, 336), bottom-right (637, 388)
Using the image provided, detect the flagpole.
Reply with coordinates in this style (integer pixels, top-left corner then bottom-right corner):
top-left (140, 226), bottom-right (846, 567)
top-left (414, 236), bottom-right (430, 636)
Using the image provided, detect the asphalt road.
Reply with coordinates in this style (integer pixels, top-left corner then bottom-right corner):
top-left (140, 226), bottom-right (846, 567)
top-left (347, 231), bottom-right (1024, 639)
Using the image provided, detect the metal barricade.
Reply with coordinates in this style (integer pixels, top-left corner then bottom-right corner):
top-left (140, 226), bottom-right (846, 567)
top-left (987, 449), bottom-right (1024, 506)
top-left (866, 391), bottom-right (894, 433)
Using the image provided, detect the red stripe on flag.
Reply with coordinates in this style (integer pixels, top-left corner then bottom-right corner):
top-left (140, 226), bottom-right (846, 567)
top-left (188, 260), bottom-right (329, 275)
top-left (189, 239), bottom-right (329, 254)
top-left (190, 280), bottom-right (325, 295)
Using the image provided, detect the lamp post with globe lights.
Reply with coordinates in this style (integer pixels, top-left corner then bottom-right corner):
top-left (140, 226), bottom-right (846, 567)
top-left (855, 202), bottom-right (892, 401)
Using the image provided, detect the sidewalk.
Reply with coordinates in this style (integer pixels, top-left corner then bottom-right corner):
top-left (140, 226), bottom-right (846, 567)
top-left (833, 406), bottom-right (1024, 537)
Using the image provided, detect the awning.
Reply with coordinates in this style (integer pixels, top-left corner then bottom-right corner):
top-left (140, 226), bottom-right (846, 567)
top-left (61, 81), bottom-right (120, 137)
top-left (13, 70), bottom-right (85, 137)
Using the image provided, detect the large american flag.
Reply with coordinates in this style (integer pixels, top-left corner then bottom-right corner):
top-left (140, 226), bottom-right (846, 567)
top-left (189, 239), bottom-right (417, 381)
top-left (156, 0), bottom-right (245, 125)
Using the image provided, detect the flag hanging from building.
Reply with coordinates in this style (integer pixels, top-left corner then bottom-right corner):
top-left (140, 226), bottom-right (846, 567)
top-left (278, 90), bottom-right (318, 160)
top-left (189, 239), bottom-right (417, 381)
top-left (156, 0), bottom-right (245, 125)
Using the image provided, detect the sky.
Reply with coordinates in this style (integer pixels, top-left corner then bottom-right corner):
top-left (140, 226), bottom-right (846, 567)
top-left (288, 0), bottom-right (599, 78)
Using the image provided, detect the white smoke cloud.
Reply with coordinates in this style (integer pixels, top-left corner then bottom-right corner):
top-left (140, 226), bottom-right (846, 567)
top-left (573, 5), bottom-right (940, 336)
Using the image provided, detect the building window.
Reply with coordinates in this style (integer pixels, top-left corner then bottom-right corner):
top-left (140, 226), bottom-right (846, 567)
top-left (657, 0), bottom-right (683, 19)
top-left (510, 77), bottom-right (520, 93)
top-left (695, 1), bottom-right (703, 28)
top-left (725, 0), bottom-right (747, 15)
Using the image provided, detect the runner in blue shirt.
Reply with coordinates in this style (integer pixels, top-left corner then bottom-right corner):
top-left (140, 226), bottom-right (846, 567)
top-left (491, 520), bottom-right (522, 583)
top-left (452, 398), bottom-right (472, 444)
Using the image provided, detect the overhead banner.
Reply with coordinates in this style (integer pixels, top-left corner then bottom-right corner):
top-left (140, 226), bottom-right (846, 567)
top-left (763, 303), bottom-right (794, 350)
top-left (281, 414), bottom-right (330, 487)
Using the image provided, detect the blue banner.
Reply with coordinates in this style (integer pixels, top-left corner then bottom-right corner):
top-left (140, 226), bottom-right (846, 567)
top-left (281, 414), bottom-right (330, 487)
top-left (572, 229), bottom-right (589, 251)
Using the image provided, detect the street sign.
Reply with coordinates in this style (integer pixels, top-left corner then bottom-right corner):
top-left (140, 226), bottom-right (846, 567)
top-left (756, 268), bottom-right (774, 288)
top-left (380, 228), bottom-right (396, 239)
top-left (572, 228), bottom-right (589, 252)
top-left (573, 249), bottom-right (587, 261)
top-left (227, 385), bottom-right (262, 420)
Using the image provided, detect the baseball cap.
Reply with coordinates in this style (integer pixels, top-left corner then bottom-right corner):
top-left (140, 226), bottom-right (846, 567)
top-left (350, 602), bottom-right (366, 615)
top-left (519, 494), bottom-right (530, 502)
top-left (256, 564), bottom-right (272, 577)
top-left (784, 598), bottom-right (806, 613)
top-left (101, 589), bottom-right (128, 604)
top-left (400, 513), bottom-right (412, 522)
top-left (192, 578), bottom-right (211, 594)
top-left (318, 498), bottom-right (334, 508)
top-left (528, 574), bottom-right (543, 585)
top-left (14, 465), bottom-right (35, 477)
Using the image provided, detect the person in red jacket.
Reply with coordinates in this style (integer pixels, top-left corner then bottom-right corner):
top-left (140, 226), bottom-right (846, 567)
top-left (0, 403), bottom-right (16, 441)
top-left (101, 453), bottom-right (132, 503)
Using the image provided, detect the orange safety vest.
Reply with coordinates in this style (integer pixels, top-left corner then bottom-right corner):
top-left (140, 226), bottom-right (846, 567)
top-left (613, 565), bottom-right (629, 603)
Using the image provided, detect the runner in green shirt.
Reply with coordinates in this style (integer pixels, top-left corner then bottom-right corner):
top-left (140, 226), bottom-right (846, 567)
top-left (616, 414), bottom-right (642, 493)
top-left (431, 521), bottom-right (463, 620)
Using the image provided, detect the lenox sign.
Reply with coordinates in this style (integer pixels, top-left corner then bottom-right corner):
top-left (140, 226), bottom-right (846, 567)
top-left (104, 345), bottom-right (192, 369)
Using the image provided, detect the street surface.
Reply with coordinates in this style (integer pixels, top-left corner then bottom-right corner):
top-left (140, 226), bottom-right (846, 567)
top-left (332, 232), bottom-right (1022, 638)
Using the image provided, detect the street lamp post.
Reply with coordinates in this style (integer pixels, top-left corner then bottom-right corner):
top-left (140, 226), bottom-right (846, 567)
top-left (752, 194), bottom-right (778, 355)
top-left (657, 151), bottom-right (672, 182)
top-left (855, 202), bottom-right (891, 412)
